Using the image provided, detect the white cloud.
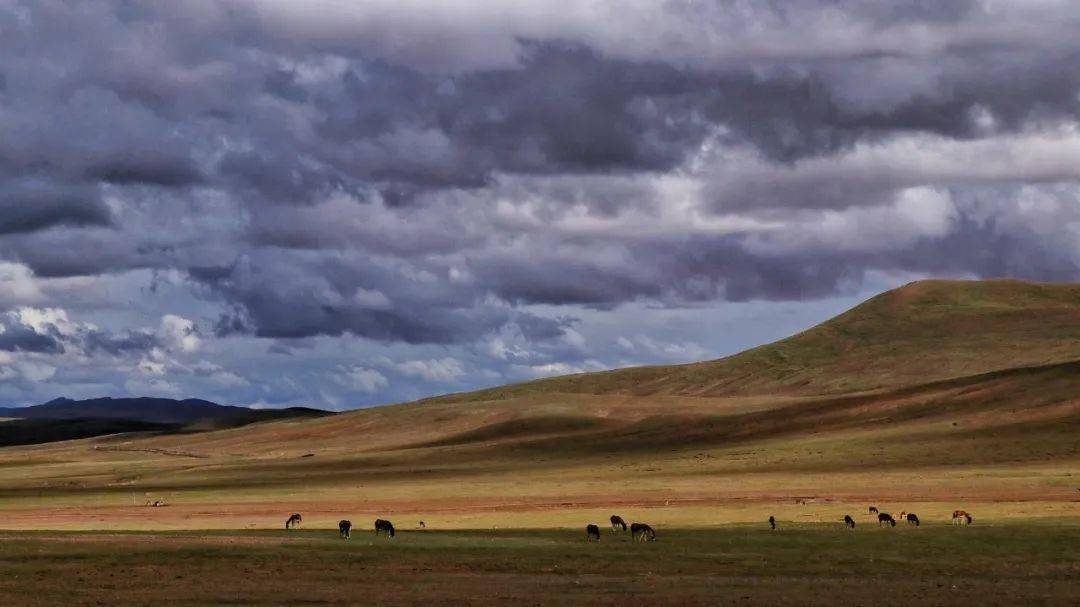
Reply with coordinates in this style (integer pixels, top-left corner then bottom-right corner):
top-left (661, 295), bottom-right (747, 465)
top-left (0, 262), bottom-right (43, 308)
top-left (15, 361), bottom-right (56, 382)
top-left (512, 359), bottom-right (608, 379)
top-left (160, 314), bottom-right (200, 352)
top-left (339, 366), bottom-right (389, 393)
top-left (395, 357), bottom-right (466, 382)
top-left (14, 307), bottom-right (79, 336)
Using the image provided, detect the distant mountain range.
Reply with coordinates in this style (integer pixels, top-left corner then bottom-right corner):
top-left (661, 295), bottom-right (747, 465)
top-left (0, 397), bottom-right (331, 447)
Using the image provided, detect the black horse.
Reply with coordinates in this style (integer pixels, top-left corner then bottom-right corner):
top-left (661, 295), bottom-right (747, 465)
top-left (906, 513), bottom-right (920, 527)
top-left (586, 524), bottom-right (601, 541)
top-left (610, 515), bottom-right (627, 533)
top-left (878, 513), bottom-right (897, 527)
top-left (374, 518), bottom-right (396, 538)
top-left (339, 520), bottom-right (352, 539)
top-left (768, 515), bottom-right (776, 530)
top-left (844, 515), bottom-right (856, 529)
top-left (630, 522), bottom-right (656, 542)
top-left (418, 521), bottom-right (426, 529)
top-left (285, 513), bottom-right (302, 530)
top-left (868, 506), bottom-right (879, 515)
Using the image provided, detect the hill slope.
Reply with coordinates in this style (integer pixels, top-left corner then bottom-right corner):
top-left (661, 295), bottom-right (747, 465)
top-left (435, 279), bottom-right (1080, 401)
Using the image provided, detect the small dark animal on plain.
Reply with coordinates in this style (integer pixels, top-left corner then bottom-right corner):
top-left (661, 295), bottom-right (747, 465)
top-left (768, 515), bottom-right (776, 530)
top-left (285, 513), bottom-right (302, 530)
top-left (878, 513), bottom-right (896, 527)
top-left (906, 513), bottom-right (920, 527)
top-left (338, 520), bottom-right (352, 539)
top-left (952, 510), bottom-right (973, 526)
top-left (586, 524), bottom-right (601, 541)
top-left (374, 518), bottom-right (396, 538)
top-left (610, 515), bottom-right (627, 533)
top-left (844, 515), bottom-right (856, 529)
top-left (418, 521), bottom-right (426, 529)
top-left (630, 522), bottom-right (656, 542)
top-left (868, 506), bottom-right (879, 515)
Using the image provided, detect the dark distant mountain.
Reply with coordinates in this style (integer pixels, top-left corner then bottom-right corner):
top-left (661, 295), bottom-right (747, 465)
top-left (0, 417), bottom-right (178, 448)
top-left (0, 397), bottom-right (331, 445)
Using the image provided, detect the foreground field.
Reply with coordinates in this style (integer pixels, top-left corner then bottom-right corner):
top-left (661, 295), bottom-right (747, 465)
top-left (0, 524), bottom-right (1076, 606)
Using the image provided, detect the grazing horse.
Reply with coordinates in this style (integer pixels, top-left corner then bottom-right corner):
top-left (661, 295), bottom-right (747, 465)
top-left (285, 513), bottom-right (302, 530)
top-left (906, 513), bottom-right (920, 527)
top-left (844, 515), bottom-right (856, 529)
top-left (868, 506), bottom-right (879, 515)
top-left (630, 523), bottom-right (656, 542)
top-left (768, 515), bottom-right (776, 530)
top-left (338, 520), bottom-right (352, 539)
top-left (610, 515), bottom-right (627, 533)
top-left (586, 524), bottom-right (601, 541)
top-left (952, 510), bottom-right (973, 526)
top-left (374, 518), bottom-right (396, 538)
top-left (418, 521), bottom-right (426, 529)
top-left (878, 513), bottom-right (896, 527)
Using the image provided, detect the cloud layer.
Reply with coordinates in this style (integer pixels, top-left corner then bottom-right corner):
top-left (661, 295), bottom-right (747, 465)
top-left (1, 1), bottom-right (1079, 408)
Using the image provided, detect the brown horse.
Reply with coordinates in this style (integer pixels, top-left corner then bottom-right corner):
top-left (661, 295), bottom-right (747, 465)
top-left (952, 510), bottom-right (973, 526)
top-left (374, 518), bottom-right (396, 538)
top-left (878, 513), bottom-right (896, 527)
top-left (630, 523), bottom-right (656, 542)
top-left (610, 515), bottom-right (627, 533)
top-left (586, 524), bottom-right (601, 541)
top-left (285, 513), bottom-right (302, 530)
top-left (338, 520), bottom-right (352, 539)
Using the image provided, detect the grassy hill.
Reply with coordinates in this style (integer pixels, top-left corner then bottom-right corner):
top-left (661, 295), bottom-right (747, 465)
top-left (433, 279), bottom-right (1080, 401)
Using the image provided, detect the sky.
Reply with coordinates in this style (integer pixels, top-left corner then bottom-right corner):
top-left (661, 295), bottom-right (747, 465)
top-left (1, 1), bottom-right (1079, 410)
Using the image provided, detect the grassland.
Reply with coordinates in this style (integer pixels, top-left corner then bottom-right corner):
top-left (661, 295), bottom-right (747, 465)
top-left (440, 279), bottom-right (1080, 400)
top-left (0, 280), bottom-right (1077, 604)
top-left (1, 523), bottom-right (1078, 606)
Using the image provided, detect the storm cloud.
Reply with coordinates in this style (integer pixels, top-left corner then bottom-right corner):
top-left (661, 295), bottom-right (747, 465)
top-left (1, 1), bottom-right (1079, 408)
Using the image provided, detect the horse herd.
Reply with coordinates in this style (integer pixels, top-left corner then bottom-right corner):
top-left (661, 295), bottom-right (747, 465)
top-left (284, 513), bottom-right (398, 539)
top-left (585, 515), bottom-right (655, 542)
top-left (779, 506), bottom-right (973, 531)
top-left (284, 508), bottom-right (974, 541)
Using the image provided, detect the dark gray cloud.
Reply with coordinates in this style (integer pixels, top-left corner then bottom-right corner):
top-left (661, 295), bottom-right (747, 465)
top-left (0, 320), bottom-right (65, 354)
top-left (0, 179), bottom-right (112, 235)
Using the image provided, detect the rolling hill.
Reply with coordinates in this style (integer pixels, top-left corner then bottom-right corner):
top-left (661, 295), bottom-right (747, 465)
top-left (0, 279), bottom-right (1076, 531)
top-left (431, 279), bottom-right (1080, 401)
